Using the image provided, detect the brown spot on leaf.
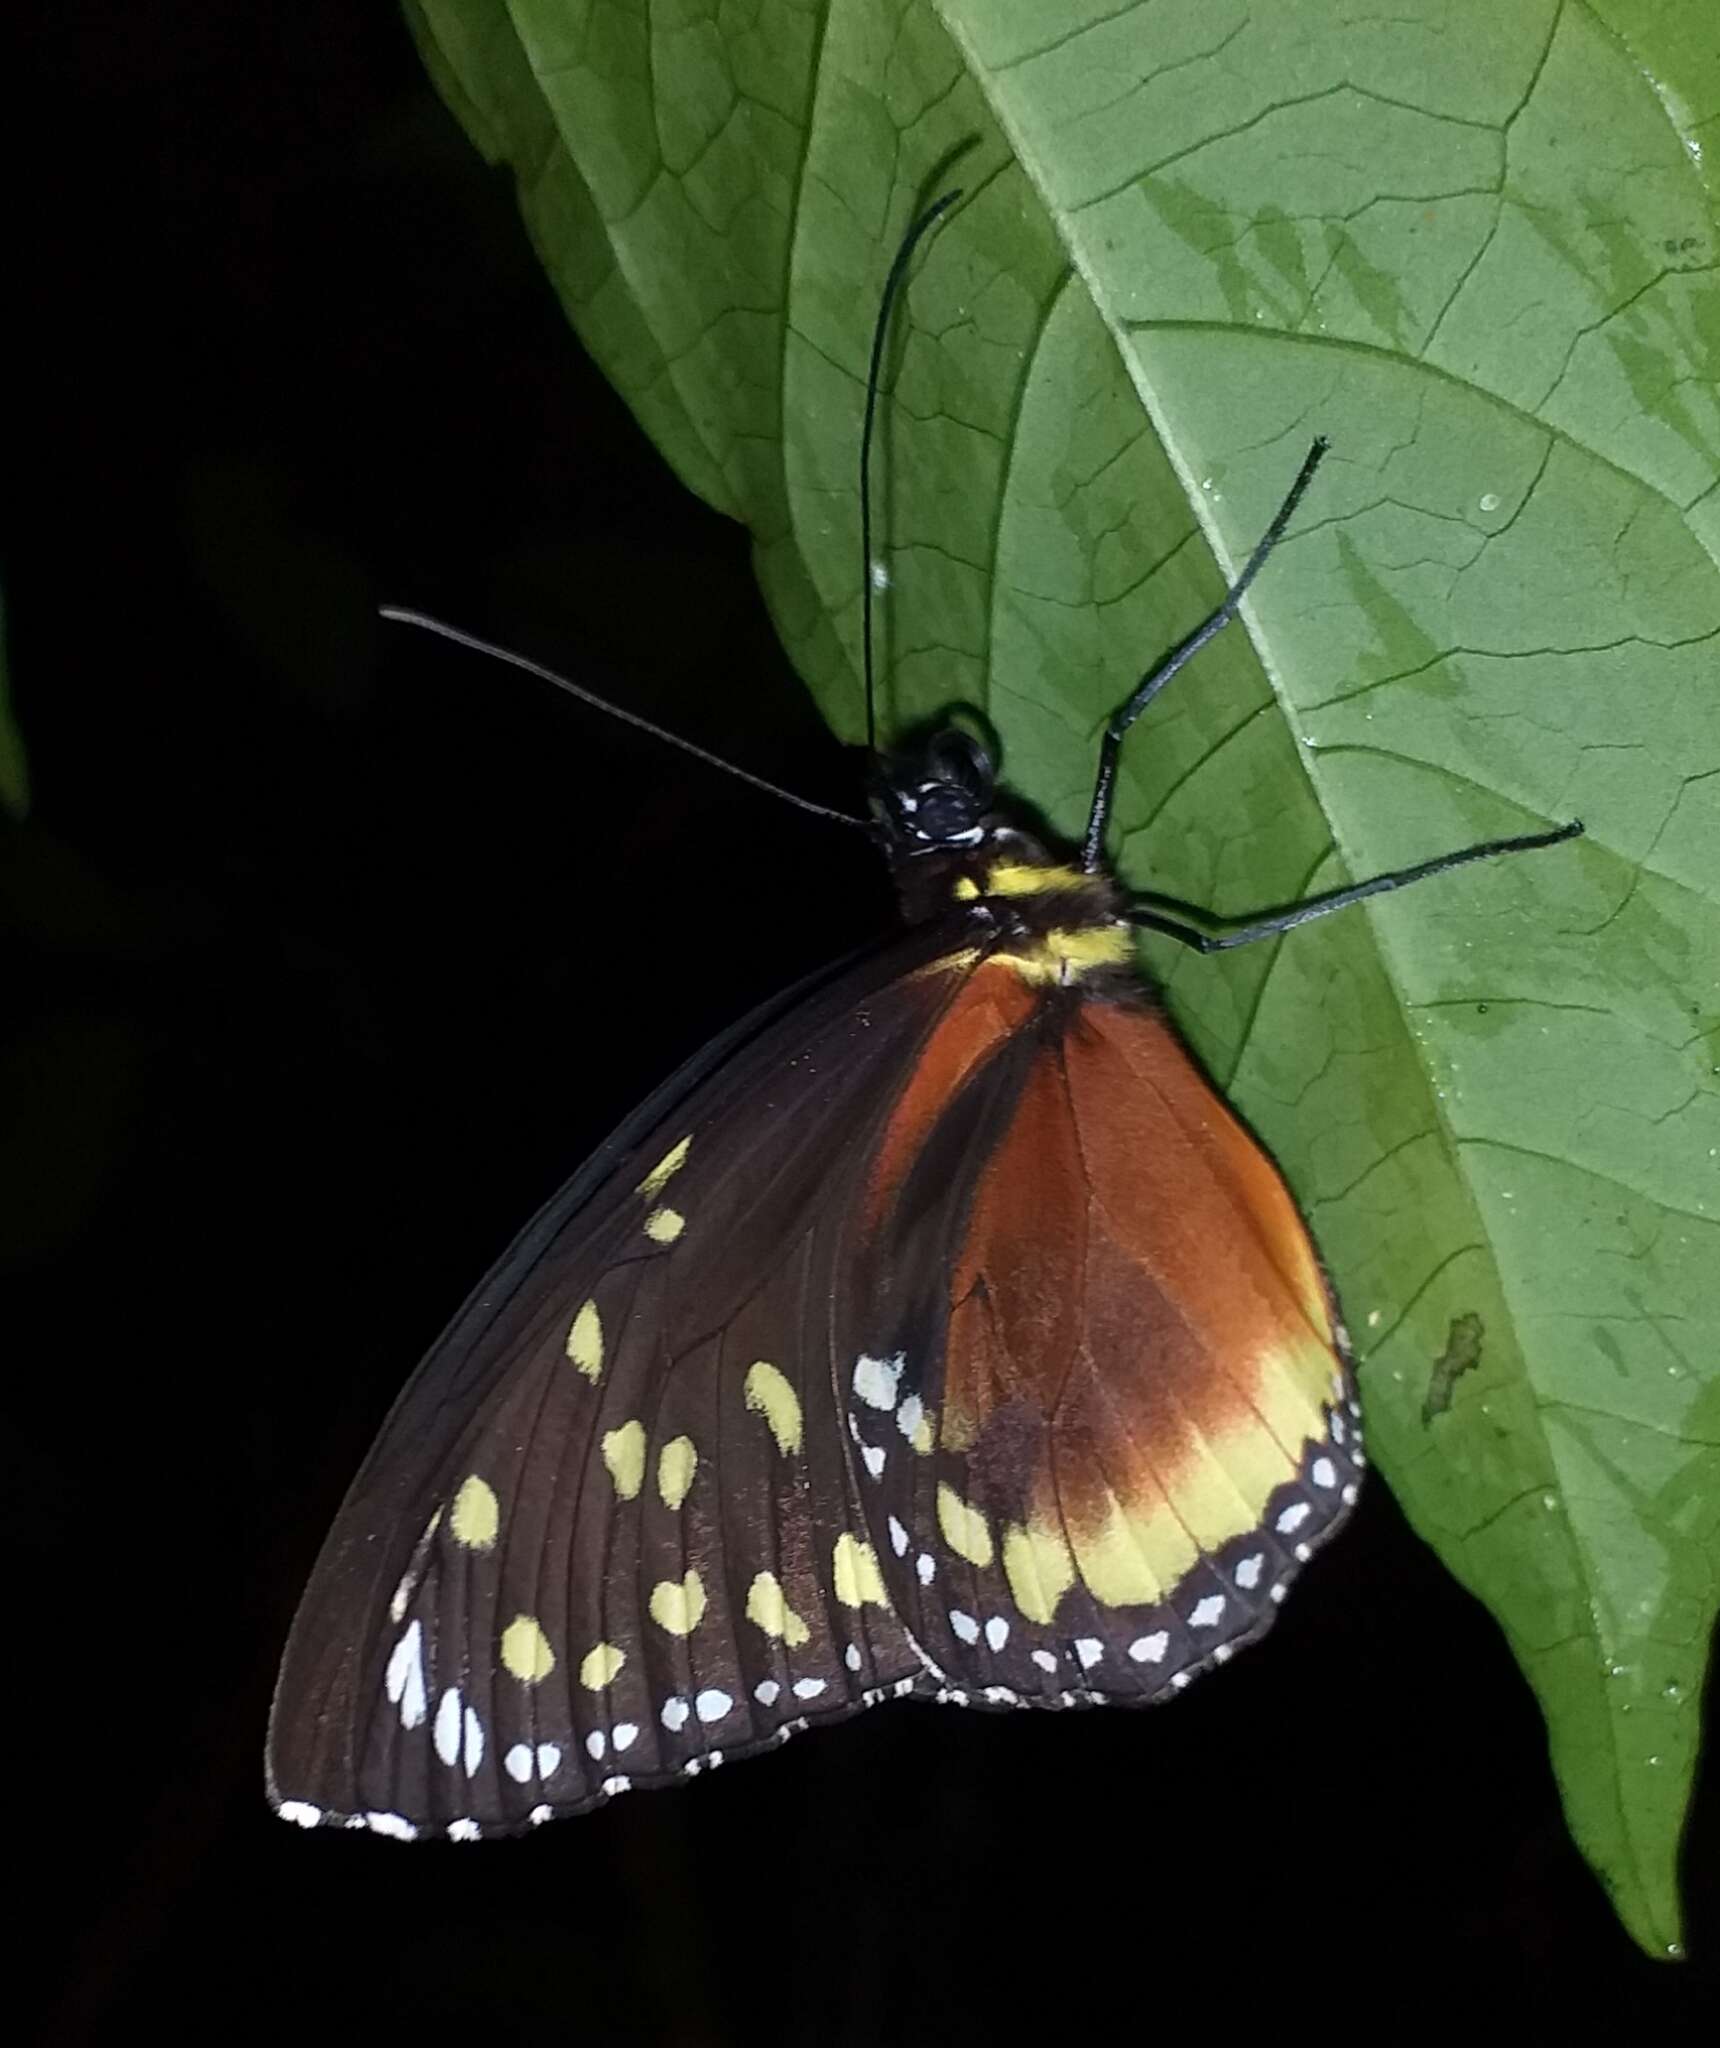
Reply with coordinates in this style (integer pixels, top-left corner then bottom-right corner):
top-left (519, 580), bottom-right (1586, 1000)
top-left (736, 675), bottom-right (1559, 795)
top-left (1423, 1312), bottom-right (1484, 1425)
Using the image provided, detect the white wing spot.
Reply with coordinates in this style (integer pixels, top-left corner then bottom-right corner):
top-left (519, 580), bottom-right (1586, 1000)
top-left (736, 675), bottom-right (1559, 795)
top-left (1128, 1632), bottom-right (1169, 1665)
top-left (754, 1679), bottom-right (781, 1707)
top-left (949, 1610), bottom-right (980, 1645)
top-left (1075, 1638), bottom-right (1105, 1670)
top-left (536, 1742), bottom-right (562, 1778)
top-left (601, 1775), bottom-right (631, 1797)
top-left (504, 1743), bottom-right (533, 1784)
top-left (529, 1804), bottom-right (553, 1826)
top-left (916, 1553), bottom-right (936, 1585)
top-left (862, 1443), bottom-right (886, 1479)
top-left (385, 1620), bottom-right (427, 1731)
top-left (793, 1676), bottom-right (827, 1700)
top-left (695, 1688), bottom-right (733, 1724)
top-left (585, 1730), bottom-right (607, 1761)
top-left (364, 1812), bottom-right (416, 1841)
top-left (463, 1707), bottom-right (484, 1776)
top-left (844, 1643), bottom-right (863, 1672)
top-left (1235, 1553), bottom-right (1265, 1590)
top-left (853, 1352), bottom-right (905, 1410)
top-left (897, 1393), bottom-right (925, 1443)
top-left (893, 1676), bottom-right (917, 1697)
top-left (447, 1818), bottom-right (481, 1842)
top-left (1312, 1457), bottom-right (1337, 1489)
top-left (1332, 1414), bottom-right (1347, 1444)
top-left (984, 1616), bottom-right (1009, 1652)
top-left (1277, 1502), bottom-right (1312, 1534)
top-left (277, 1801), bottom-right (322, 1828)
top-left (433, 1687), bottom-right (462, 1767)
top-left (1031, 1649), bottom-right (1058, 1674)
top-left (1190, 1595), bottom-right (1226, 1629)
top-left (611, 1726), bottom-right (637, 1754)
top-left (1342, 1483), bottom-right (1359, 1505)
top-left (660, 1696), bottom-right (691, 1732)
top-left (888, 1515), bottom-right (909, 1556)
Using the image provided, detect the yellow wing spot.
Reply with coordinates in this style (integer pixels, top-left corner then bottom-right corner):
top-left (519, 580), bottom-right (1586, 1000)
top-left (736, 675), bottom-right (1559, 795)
top-left (579, 1641), bottom-right (626, 1690)
top-left (1002, 1521), bottom-right (1076, 1626)
top-left (1251, 1334), bottom-right (1338, 1461)
top-left (909, 1408), bottom-right (935, 1456)
top-left (565, 1299), bottom-right (603, 1380)
top-left (644, 1205), bottom-right (685, 1244)
top-left (985, 860), bottom-right (1088, 897)
top-left (994, 925), bottom-right (1132, 986)
top-left (649, 1570), bottom-right (707, 1637)
top-left (745, 1570), bottom-right (811, 1646)
top-left (657, 1435), bottom-right (698, 1511)
top-left (743, 1360), bottom-right (802, 1455)
top-left (500, 1614), bottom-right (556, 1685)
top-left (601, 1420), bottom-right (646, 1501)
top-left (936, 1483), bottom-right (995, 1568)
top-left (832, 1532), bottom-right (889, 1609)
top-left (637, 1136), bottom-right (692, 1200)
top-left (1072, 1492), bottom-right (1198, 1609)
top-left (952, 875), bottom-right (981, 901)
top-left (449, 1474), bottom-right (499, 1551)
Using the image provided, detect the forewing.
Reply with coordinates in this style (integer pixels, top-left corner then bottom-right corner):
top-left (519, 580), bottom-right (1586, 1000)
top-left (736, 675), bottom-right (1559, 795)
top-left (268, 936), bottom-right (975, 1839)
top-left (842, 963), bottom-right (1362, 1705)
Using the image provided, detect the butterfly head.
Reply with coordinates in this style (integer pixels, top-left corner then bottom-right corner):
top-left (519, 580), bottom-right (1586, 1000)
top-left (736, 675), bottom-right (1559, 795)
top-left (872, 727), bottom-right (997, 855)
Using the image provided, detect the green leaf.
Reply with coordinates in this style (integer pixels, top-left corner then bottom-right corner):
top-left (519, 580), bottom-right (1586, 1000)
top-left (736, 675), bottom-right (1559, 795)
top-left (406, 0), bottom-right (1718, 1955)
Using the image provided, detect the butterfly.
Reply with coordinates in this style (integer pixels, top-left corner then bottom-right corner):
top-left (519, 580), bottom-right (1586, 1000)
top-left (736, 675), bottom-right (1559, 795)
top-left (267, 193), bottom-right (1580, 1840)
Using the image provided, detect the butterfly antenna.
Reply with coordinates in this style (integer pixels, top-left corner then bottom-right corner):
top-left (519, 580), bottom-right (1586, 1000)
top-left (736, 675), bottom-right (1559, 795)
top-left (379, 608), bottom-right (869, 830)
top-left (860, 190), bottom-right (963, 757)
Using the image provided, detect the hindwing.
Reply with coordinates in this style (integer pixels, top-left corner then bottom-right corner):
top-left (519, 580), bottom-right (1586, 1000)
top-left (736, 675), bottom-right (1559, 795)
top-left (839, 960), bottom-right (1362, 1704)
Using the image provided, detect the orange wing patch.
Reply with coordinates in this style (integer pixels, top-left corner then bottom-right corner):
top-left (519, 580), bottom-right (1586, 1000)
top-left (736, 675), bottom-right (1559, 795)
top-left (941, 996), bottom-right (1346, 1615)
top-left (868, 963), bottom-right (1036, 1226)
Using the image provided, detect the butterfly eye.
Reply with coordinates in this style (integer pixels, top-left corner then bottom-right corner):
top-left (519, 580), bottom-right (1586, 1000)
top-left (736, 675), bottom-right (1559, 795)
top-left (909, 780), bottom-right (984, 845)
top-left (875, 729), bottom-right (995, 848)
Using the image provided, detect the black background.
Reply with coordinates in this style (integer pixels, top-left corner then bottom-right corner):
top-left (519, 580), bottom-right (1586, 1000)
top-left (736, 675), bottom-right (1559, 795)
top-left (9, 7), bottom-right (1716, 2040)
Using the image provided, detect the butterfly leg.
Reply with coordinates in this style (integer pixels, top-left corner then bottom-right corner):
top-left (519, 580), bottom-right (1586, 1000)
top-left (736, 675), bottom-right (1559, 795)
top-left (1124, 819), bottom-right (1583, 953)
top-left (1081, 437), bottom-right (1331, 872)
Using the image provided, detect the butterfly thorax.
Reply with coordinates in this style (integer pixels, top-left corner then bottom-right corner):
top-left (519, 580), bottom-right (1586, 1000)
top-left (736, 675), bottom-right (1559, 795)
top-left (906, 833), bottom-right (1136, 994)
top-left (873, 732), bottom-right (1134, 994)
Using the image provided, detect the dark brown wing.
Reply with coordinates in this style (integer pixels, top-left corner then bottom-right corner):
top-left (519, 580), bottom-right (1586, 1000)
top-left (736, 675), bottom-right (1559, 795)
top-left (267, 930), bottom-right (980, 1839)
